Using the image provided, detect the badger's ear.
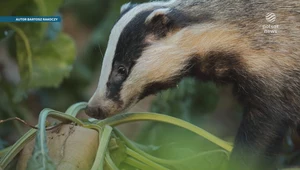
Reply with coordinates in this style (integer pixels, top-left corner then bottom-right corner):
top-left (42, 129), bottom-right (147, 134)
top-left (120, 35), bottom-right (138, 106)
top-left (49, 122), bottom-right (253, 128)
top-left (144, 8), bottom-right (182, 37)
top-left (120, 2), bottom-right (136, 15)
top-left (145, 8), bottom-right (171, 26)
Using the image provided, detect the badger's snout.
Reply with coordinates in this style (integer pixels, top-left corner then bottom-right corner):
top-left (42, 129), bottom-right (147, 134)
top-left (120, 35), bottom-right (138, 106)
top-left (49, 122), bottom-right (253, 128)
top-left (86, 92), bottom-right (125, 119)
top-left (85, 105), bottom-right (109, 119)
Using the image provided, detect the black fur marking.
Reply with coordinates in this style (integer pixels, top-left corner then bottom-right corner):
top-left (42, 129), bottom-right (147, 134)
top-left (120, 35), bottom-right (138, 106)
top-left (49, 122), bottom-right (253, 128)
top-left (138, 81), bottom-right (177, 101)
top-left (106, 9), bottom-right (213, 102)
top-left (190, 51), bottom-right (244, 83)
top-left (106, 10), bottom-right (153, 101)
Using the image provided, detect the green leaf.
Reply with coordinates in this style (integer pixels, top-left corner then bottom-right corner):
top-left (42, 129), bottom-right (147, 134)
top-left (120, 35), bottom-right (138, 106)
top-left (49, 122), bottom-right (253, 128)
top-left (14, 33), bottom-right (75, 101)
top-left (0, 0), bottom-right (73, 102)
top-left (28, 33), bottom-right (75, 88)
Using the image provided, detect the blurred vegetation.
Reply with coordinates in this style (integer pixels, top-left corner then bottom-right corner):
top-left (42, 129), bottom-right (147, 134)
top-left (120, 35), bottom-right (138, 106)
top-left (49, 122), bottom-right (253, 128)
top-left (1, 103), bottom-right (231, 170)
top-left (151, 79), bottom-right (219, 121)
top-left (0, 0), bottom-right (75, 147)
top-left (0, 0), bottom-right (148, 146)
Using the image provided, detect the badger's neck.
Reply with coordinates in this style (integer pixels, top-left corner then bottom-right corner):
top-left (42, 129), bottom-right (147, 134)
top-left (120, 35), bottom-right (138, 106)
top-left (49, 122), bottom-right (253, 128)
top-left (164, 23), bottom-right (252, 83)
top-left (140, 23), bottom-right (254, 86)
top-left (140, 23), bottom-right (282, 103)
top-left (161, 23), bottom-right (286, 109)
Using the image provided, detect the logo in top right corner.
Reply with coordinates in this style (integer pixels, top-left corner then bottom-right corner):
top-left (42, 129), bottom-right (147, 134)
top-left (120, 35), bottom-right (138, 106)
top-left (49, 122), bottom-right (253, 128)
top-left (266, 13), bottom-right (276, 23)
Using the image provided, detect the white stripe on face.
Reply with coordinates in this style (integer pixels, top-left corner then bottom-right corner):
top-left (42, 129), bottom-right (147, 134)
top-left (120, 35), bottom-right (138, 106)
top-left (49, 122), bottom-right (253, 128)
top-left (89, 0), bottom-right (177, 106)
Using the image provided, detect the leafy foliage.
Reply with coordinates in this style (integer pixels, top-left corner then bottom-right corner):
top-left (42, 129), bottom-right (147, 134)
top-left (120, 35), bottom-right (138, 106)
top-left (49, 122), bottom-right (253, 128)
top-left (0, 0), bottom-right (76, 150)
top-left (0, 0), bottom-right (75, 101)
top-left (0, 0), bottom-right (75, 141)
top-left (14, 32), bottom-right (75, 101)
top-left (0, 103), bottom-right (231, 170)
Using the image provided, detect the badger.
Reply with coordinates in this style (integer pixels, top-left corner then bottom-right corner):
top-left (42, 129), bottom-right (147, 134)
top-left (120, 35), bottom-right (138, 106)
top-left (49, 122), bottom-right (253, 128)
top-left (86, 0), bottom-right (300, 169)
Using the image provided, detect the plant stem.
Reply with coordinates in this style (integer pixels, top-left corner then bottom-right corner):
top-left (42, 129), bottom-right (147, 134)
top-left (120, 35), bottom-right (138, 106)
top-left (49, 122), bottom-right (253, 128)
top-left (105, 152), bottom-right (119, 170)
top-left (91, 125), bottom-right (113, 170)
top-left (0, 23), bottom-right (33, 80)
top-left (97, 112), bottom-right (233, 152)
top-left (0, 129), bottom-right (36, 168)
top-left (124, 157), bottom-right (153, 170)
top-left (126, 148), bottom-right (169, 170)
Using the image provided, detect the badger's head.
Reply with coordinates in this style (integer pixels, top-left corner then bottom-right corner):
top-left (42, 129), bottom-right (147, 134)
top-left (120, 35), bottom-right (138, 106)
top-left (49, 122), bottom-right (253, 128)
top-left (86, 1), bottom-right (199, 119)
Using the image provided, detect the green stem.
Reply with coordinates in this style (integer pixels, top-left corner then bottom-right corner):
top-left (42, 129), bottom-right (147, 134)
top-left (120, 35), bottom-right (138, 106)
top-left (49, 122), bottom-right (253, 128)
top-left (33, 109), bottom-right (59, 168)
top-left (114, 128), bottom-right (174, 166)
top-left (91, 125), bottom-right (113, 170)
top-left (65, 102), bottom-right (87, 117)
top-left (105, 153), bottom-right (119, 170)
top-left (0, 146), bottom-right (12, 158)
top-left (97, 113), bottom-right (233, 152)
top-left (114, 128), bottom-right (229, 169)
top-left (124, 157), bottom-right (153, 170)
top-left (126, 148), bottom-right (169, 170)
top-left (46, 110), bottom-right (85, 126)
top-left (0, 129), bottom-right (36, 168)
top-left (1, 23), bottom-right (33, 79)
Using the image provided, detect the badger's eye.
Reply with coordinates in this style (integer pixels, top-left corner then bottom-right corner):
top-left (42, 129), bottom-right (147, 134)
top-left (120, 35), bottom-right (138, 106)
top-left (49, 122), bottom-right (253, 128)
top-left (117, 66), bottom-right (127, 75)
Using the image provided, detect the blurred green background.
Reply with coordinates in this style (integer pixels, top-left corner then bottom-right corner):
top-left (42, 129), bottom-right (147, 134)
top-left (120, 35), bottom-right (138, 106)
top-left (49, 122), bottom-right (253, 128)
top-left (0, 0), bottom-right (299, 168)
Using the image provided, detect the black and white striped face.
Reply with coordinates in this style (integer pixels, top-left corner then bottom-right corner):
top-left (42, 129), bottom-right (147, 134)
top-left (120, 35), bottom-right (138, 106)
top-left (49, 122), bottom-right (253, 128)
top-left (86, 0), bottom-right (194, 119)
